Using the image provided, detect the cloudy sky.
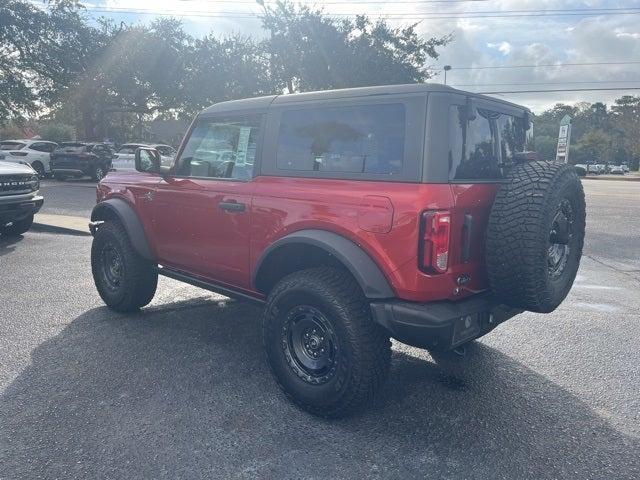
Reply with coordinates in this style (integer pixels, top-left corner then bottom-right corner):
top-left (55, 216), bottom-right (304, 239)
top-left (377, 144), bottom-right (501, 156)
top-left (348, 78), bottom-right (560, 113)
top-left (84, 0), bottom-right (640, 113)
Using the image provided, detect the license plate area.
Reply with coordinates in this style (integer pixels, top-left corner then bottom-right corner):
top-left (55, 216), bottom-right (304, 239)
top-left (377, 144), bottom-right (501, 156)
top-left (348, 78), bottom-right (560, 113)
top-left (451, 312), bottom-right (482, 346)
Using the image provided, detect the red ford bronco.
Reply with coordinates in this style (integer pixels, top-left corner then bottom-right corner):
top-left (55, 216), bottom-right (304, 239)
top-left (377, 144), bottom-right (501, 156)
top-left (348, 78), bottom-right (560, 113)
top-left (90, 84), bottom-right (586, 417)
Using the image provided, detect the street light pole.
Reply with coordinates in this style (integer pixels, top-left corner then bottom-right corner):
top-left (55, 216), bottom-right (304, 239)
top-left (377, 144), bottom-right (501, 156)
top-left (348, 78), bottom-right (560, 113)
top-left (443, 65), bottom-right (452, 85)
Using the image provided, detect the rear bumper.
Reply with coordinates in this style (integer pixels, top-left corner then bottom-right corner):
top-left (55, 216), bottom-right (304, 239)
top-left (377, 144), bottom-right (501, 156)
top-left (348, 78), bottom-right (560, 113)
top-left (0, 194), bottom-right (44, 224)
top-left (370, 293), bottom-right (521, 351)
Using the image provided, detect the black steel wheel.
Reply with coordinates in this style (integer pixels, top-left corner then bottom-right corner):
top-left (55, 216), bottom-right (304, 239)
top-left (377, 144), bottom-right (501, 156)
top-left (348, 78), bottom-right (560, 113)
top-left (99, 243), bottom-right (124, 291)
top-left (263, 267), bottom-right (391, 418)
top-left (547, 198), bottom-right (574, 278)
top-left (282, 305), bottom-right (339, 385)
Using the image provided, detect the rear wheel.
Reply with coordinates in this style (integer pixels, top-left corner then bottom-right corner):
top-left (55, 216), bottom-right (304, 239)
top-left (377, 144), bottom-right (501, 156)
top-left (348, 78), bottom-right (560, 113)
top-left (263, 267), bottom-right (391, 418)
top-left (91, 221), bottom-right (158, 312)
top-left (91, 165), bottom-right (105, 181)
top-left (1, 214), bottom-right (34, 236)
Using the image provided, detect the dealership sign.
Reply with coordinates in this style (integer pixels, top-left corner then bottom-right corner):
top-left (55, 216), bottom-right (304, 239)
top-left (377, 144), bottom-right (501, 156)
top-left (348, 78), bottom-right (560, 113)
top-left (556, 115), bottom-right (572, 163)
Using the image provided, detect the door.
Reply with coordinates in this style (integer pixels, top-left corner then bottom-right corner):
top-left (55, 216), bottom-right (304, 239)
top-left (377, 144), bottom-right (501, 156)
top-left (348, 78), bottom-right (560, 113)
top-left (28, 142), bottom-right (54, 172)
top-left (152, 114), bottom-right (262, 290)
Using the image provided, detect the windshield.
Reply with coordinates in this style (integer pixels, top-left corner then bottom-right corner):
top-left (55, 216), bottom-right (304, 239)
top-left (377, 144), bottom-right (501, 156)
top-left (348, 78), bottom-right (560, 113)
top-left (1, 142), bottom-right (26, 151)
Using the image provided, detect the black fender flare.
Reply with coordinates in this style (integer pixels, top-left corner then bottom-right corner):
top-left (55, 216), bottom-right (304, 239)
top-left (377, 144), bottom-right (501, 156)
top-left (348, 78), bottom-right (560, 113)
top-left (90, 198), bottom-right (154, 260)
top-left (253, 229), bottom-right (395, 299)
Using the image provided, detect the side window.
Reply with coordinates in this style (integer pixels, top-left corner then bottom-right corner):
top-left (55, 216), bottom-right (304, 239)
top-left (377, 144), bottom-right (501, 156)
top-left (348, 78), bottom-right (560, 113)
top-left (177, 115), bottom-right (261, 180)
top-left (30, 142), bottom-right (48, 152)
top-left (118, 146), bottom-right (137, 155)
top-left (449, 106), bottom-right (501, 180)
top-left (497, 114), bottom-right (530, 164)
top-left (276, 103), bottom-right (405, 175)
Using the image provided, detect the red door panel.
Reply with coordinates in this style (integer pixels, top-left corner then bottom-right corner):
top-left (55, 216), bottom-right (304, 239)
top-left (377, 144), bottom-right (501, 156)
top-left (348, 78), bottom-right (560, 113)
top-left (152, 176), bottom-right (254, 290)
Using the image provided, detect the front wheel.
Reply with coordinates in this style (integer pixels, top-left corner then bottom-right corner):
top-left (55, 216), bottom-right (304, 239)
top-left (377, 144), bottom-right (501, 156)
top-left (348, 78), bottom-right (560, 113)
top-left (262, 267), bottom-right (391, 418)
top-left (1, 214), bottom-right (34, 236)
top-left (91, 221), bottom-right (158, 312)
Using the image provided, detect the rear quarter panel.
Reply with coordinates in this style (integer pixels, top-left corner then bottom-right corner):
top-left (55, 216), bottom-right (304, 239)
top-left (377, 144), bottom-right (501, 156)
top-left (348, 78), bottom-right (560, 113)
top-left (251, 176), bottom-right (471, 302)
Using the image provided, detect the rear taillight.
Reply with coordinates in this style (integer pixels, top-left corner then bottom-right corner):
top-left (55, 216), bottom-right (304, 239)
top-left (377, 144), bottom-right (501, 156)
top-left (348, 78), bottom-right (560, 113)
top-left (419, 211), bottom-right (451, 274)
top-left (9, 151), bottom-right (28, 157)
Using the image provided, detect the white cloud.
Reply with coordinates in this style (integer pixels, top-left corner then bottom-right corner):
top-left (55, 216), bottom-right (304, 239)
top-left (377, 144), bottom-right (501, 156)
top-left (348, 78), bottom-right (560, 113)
top-left (487, 41), bottom-right (513, 55)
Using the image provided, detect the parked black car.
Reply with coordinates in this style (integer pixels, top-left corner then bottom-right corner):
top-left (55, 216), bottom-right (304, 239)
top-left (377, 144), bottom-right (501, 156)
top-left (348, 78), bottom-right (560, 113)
top-left (0, 160), bottom-right (43, 236)
top-left (50, 142), bottom-right (114, 181)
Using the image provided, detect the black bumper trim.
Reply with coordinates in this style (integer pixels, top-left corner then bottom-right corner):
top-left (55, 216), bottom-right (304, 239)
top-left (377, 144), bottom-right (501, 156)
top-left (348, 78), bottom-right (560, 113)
top-left (370, 293), bottom-right (521, 351)
top-left (0, 195), bottom-right (44, 224)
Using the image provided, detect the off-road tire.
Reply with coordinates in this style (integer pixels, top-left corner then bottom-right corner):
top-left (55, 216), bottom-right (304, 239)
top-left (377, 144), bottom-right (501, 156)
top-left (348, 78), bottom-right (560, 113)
top-left (91, 221), bottom-right (158, 312)
top-left (1, 214), bottom-right (34, 236)
top-left (486, 161), bottom-right (586, 313)
top-left (263, 267), bottom-right (391, 418)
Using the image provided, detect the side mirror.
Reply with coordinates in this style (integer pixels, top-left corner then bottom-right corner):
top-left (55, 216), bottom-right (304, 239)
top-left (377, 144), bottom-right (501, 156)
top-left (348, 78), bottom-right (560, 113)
top-left (135, 147), bottom-right (161, 174)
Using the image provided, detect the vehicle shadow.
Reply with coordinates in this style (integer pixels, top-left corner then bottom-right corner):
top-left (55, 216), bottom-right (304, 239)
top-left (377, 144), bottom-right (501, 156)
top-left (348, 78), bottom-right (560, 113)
top-left (0, 234), bottom-right (24, 257)
top-left (1, 301), bottom-right (638, 479)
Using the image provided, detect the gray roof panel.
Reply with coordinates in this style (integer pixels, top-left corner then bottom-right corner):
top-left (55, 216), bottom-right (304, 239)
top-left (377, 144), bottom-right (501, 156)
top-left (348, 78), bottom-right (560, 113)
top-left (199, 83), bottom-right (530, 115)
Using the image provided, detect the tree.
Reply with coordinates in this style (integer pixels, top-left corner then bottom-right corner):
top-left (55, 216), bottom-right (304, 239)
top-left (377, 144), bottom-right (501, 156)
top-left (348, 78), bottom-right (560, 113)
top-left (181, 35), bottom-right (271, 116)
top-left (576, 129), bottom-right (612, 164)
top-left (0, 0), bottom-right (98, 123)
top-left (611, 96), bottom-right (640, 169)
top-left (260, 1), bottom-right (450, 93)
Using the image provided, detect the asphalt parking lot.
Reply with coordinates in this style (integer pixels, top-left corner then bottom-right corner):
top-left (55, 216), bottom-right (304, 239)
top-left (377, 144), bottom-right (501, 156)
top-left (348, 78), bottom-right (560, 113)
top-left (1, 179), bottom-right (639, 479)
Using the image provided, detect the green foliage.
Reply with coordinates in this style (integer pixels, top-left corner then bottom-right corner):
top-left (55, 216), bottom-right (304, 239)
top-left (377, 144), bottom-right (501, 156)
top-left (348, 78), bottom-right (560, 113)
top-left (2, 0), bottom-right (449, 139)
top-left (0, 0), bottom-right (97, 123)
top-left (533, 135), bottom-right (557, 161)
top-left (534, 97), bottom-right (640, 169)
top-left (37, 123), bottom-right (75, 143)
top-left (260, 2), bottom-right (450, 93)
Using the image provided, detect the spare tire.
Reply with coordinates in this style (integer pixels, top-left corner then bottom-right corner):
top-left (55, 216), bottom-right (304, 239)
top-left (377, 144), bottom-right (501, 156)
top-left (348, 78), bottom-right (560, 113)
top-left (486, 161), bottom-right (586, 313)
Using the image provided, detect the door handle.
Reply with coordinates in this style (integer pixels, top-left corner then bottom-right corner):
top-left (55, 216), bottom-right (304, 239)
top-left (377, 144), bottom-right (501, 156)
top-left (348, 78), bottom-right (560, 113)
top-left (219, 201), bottom-right (246, 213)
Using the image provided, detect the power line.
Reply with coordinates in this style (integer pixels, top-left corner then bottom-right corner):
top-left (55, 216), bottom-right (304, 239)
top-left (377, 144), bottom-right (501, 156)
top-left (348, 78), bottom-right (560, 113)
top-left (175, 0), bottom-right (493, 3)
top-left (46, 4), bottom-right (640, 20)
top-left (476, 87), bottom-right (640, 94)
top-left (453, 80), bottom-right (640, 87)
top-left (436, 61), bottom-right (640, 71)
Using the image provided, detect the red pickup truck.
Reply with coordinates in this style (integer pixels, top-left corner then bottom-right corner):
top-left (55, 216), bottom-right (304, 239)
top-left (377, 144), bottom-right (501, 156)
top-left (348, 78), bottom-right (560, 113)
top-left (90, 84), bottom-right (585, 417)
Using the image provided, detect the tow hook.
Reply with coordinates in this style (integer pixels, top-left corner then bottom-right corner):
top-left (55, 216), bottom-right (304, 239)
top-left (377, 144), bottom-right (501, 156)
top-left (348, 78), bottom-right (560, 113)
top-left (88, 220), bottom-right (103, 236)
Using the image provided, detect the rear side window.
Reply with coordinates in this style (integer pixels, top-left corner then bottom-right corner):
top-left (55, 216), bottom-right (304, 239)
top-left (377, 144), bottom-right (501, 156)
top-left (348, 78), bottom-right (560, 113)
top-left (56, 144), bottom-right (86, 153)
top-left (118, 145), bottom-right (139, 155)
top-left (449, 106), bottom-right (501, 180)
top-left (497, 115), bottom-right (531, 164)
top-left (276, 104), bottom-right (405, 175)
top-left (1, 142), bottom-right (26, 151)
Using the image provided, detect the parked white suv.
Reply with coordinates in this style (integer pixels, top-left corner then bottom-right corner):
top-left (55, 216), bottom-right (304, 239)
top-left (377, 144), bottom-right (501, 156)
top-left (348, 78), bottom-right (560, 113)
top-left (0, 140), bottom-right (58, 178)
top-left (0, 140), bottom-right (58, 177)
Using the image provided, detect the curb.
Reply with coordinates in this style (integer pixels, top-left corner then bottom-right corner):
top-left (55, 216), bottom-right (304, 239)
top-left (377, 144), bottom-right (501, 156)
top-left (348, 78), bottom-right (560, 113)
top-left (581, 175), bottom-right (640, 182)
top-left (32, 214), bottom-right (91, 237)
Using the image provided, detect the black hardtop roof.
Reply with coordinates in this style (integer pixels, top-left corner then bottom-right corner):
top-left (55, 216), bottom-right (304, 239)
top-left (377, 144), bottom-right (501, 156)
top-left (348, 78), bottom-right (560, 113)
top-left (200, 83), bottom-right (531, 116)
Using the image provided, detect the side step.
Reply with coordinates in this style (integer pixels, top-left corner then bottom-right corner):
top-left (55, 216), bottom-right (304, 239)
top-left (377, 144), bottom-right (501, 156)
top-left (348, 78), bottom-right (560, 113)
top-left (157, 266), bottom-right (265, 305)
